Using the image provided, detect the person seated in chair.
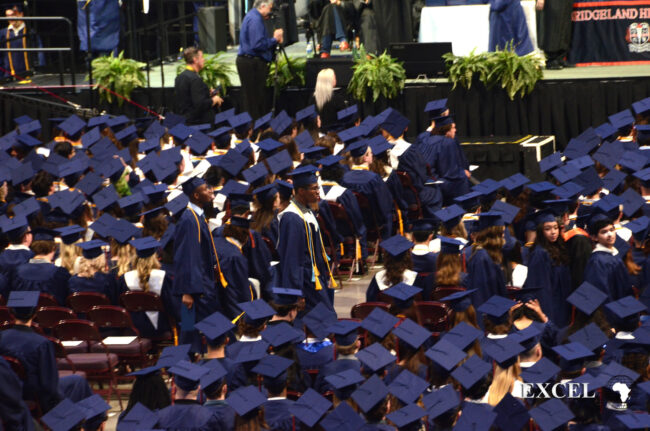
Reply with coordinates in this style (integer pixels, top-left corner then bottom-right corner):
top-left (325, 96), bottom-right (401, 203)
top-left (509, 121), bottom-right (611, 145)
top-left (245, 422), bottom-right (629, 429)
top-left (310, 0), bottom-right (354, 57)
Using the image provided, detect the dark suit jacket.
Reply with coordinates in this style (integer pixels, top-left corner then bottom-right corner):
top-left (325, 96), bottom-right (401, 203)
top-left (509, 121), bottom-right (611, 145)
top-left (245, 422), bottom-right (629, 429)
top-left (174, 69), bottom-right (213, 125)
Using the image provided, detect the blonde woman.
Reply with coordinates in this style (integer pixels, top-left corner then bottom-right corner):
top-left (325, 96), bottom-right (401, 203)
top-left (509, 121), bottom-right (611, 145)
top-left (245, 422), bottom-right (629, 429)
top-left (485, 340), bottom-right (524, 406)
top-left (68, 240), bottom-right (119, 304)
top-left (119, 237), bottom-right (176, 338)
top-left (54, 225), bottom-right (85, 273)
top-left (309, 68), bottom-right (348, 131)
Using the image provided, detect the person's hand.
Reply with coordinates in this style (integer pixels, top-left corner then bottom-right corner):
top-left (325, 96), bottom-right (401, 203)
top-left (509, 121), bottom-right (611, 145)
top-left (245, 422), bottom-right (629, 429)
top-left (273, 28), bottom-right (284, 43)
top-left (525, 299), bottom-right (548, 323)
top-left (182, 294), bottom-right (194, 309)
top-left (212, 95), bottom-right (224, 106)
top-left (465, 169), bottom-right (471, 178)
top-left (535, 0), bottom-right (544, 10)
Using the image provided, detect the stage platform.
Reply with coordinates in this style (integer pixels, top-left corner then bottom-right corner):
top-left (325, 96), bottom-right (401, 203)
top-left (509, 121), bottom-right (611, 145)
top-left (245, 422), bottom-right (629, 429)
top-left (2, 37), bottom-right (650, 149)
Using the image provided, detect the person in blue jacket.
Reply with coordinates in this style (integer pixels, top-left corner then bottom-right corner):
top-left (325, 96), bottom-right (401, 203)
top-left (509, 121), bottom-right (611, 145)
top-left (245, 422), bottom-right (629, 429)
top-left (14, 228), bottom-right (70, 305)
top-left (488, 0), bottom-right (534, 55)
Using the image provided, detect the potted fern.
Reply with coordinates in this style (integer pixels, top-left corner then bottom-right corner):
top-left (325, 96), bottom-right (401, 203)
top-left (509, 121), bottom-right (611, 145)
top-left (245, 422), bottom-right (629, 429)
top-left (90, 51), bottom-right (146, 106)
top-left (266, 55), bottom-right (306, 89)
top-left (176, 51), bottom-right (234, 94)
top-left (442, 49), bottom-right (491, 91)
top-left (347, 46), bottom-right (406, 103)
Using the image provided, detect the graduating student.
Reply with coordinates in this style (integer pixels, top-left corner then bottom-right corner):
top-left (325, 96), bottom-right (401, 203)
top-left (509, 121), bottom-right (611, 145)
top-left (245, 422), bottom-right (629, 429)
top-left (214, 215), bottom-right (256, 320)
top-left (409, 219), bottom-right (438, 273)
top-left (295, 303), bottom-right (337, 372)
top-left (173, 177), bottom-right (226, 352)
top-left (466, 212), bottom-right (508, 308)
top-left (251, 182), bottom-right (281, 248)
top-left (226, 385), bottom-right (268, 431)
top-left (68, 240), bottom-right (120, 304)
top-left (253, 355), bottom-right (295, 431)
top-left (277, 165), bottom-right (337, 311)
top-left (201, 362), bottom-right (236, 430)
top-left (118, 237), bottom-right (177, 338)
top-left (156, 361), bottom-right (222, 431)
top-left (0, 292), bottom-right (61, 413)
top-left (0, 215), bottom-right (34, 286)
top-left (435, 236), bottom-right (467, 289)
top-left (366, 235), bottom-right (417, 302)
top-left (342, 140), bottom-right (394, 239)
top-left (14, 228), bottom-right (70, 305)
top-left (524, 208), bottom-right (573, 327)
top-left (314, 320), bottom-right (362, 393)
top-left (0, 356), bottom-right (34, 431)
top-left (319, 154), bottom-right (368, 262)
top-left (583, 214), bottom-right (633, 301)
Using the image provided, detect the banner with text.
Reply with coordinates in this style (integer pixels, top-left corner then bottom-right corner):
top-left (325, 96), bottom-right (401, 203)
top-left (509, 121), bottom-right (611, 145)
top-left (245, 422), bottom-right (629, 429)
top-left (569, 0), bottom-right (650, 65)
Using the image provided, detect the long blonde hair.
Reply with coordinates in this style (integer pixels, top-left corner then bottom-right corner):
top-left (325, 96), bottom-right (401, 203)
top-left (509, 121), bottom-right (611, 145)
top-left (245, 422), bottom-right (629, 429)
top-left (112, 241), bottom-right (135, 277)
top-left (74, 254), bottom-right (107, 278)
top-left (314, 68), bottom-right (335, 110)
top-left (136, 254), bottom-right (161, 292)
top-left (487, 361), bottom-right (521, 406)
top-left (60, 242), bottom-right (82, 273)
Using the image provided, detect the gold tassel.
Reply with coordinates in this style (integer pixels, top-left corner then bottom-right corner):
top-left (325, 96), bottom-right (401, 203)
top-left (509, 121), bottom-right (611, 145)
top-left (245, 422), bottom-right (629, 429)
top-left (340, 243), bottom-right (345, 256)
top-left (315, 275), bottom-right (323, 290)
top-left (219, 270), bottom-right (228, 288)
top-left (330, 274), bottom-right (338, 289)
top-left (231, 311), bottom-right (245, 324)
top-left (356, 239), bottom-right (362, 260)
top-left (396, 208), bottom-right (404, 236)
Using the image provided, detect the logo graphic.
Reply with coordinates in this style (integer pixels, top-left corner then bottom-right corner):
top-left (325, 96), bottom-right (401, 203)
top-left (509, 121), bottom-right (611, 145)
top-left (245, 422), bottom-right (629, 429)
top-left (607, 376), bottom-right (633, 404)
top-left (627, 22), bottom-right (650, 52)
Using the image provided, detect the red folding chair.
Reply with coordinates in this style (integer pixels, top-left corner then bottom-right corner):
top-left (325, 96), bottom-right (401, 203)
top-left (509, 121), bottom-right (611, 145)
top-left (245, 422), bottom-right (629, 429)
top-left (87, 305), bottom-right (153, 369)
top-left (45, 336), bottom-right (87, 379)
top-left (120, 291), bottom-right (178, 346)
top-left (350, 302), bottom-right (390, 320)
top-left (413, 301), bottom-right (450, 336)
top-left (53, 319), bottom-right (123, 409)
top-left (66, 292), bottom-right (111, 314)
top-left (35, 306), bottom-right (76, 329)
top-left (326, 200), bottom-right (364, 279)
top-left (0, 294), bottom-right (5, 305)
top-left (431, 286), bottom-right (466, 301)
top-left (395, 171), bottom-right (423, 220)
top-left (38, 293), bottom-right (59, 307)
top-left (2, 355), bottom-right (42, 417)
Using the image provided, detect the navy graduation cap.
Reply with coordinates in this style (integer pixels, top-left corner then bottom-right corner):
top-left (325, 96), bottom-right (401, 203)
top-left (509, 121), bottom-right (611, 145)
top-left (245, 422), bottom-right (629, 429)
top-left (425, 339), bottom-right (466, 371)
top-left (351, 374), bottom-right (389, 413)
top-left (194, 311), bottom-right (234, 343)
top-left (450, 353), bottom-right (492, 389)
top-left (360, 306), bottom-right (399, 338)
top-left (269, 110), bottom-right (291, 135)
top-left (355, 342), bottom-right (396, 373)
top-left (225, 385), bottom-right (267, 416)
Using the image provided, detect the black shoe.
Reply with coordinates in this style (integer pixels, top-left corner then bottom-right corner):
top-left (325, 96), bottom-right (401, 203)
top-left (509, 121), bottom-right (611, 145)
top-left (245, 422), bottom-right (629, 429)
top-left (560, 59), bottom-right (575, 68)
top-left (546, 61), bottom-right (563, 70)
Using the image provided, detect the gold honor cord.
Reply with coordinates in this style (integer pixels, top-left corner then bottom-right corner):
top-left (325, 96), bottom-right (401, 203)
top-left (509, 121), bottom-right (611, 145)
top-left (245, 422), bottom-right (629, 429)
top-left (188, 207), bottom-right (228, 288)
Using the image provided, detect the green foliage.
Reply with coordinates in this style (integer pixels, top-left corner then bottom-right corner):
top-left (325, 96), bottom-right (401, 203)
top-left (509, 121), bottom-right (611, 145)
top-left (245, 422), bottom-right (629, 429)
top-left (266, 55), bottom-right (306, 89)
top-left (89, 51), bottom-right (146, 106)
top-left (443, 43), bottom-right (544, 100)
top-left (347, 46), bottom-right (406, 102)
top-left (176, 52), bottom-right (234, 94)
top-left (442, 49), bottom-right (491, 91)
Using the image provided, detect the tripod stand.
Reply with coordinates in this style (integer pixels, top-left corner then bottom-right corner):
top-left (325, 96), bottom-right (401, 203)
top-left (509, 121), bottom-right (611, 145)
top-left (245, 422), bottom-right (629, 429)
top-left (270, 42), bottom-right (297, 115)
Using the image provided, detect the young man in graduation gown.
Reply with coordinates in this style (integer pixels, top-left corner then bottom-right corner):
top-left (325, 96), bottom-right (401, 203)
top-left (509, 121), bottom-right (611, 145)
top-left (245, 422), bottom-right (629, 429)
top-left (14, 228), bottom-right (70, 305)
top-left (0, 357), bottom-right (34, 431)
top-left (583, 214), bottom-right (633, 301)
top-left (0, 4), bottom-right (44, 80)
top-left (256, 356), bottom-right (295, 431)
top-left (173, 177), bottom-right (226, 353)
top-left (277, 165), bottom-right (337, 311)
top-left (174, 47), bottom-right (223, 125)
top-left (0, 292), bottom-right (61, 413)
top-left (0, 215), bottom-right (34, 287)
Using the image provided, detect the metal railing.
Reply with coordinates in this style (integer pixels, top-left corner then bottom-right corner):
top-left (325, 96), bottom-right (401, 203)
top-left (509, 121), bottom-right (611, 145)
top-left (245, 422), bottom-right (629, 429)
top-left (0, 16), bottom-right (76, 86)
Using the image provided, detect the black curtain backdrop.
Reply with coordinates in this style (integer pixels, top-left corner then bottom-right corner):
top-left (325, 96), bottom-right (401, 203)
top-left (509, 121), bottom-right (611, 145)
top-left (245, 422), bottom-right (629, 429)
top-left (3, 77), bottom-right (650, 150)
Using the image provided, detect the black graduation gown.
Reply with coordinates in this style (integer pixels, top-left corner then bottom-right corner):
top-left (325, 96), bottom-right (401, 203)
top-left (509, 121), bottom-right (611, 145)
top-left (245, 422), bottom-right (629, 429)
top-left (0, 325), bottom-right (60, 413)
top-left (276, 204), bottom-right (334, 311)
top-left (0, 247), bottom-right (34, 286)
top-left (14, 261), bottom-right (71, 306)
top-left (156, 400), bottom-right (222, 431)
top-left (174, 69), bottom-right (214, 125)
top-left (583, 250), bottom-right (633, 301)
top-left (0, 357), bottom-right (34, 431)
top-left (537, 0), bottom-right (572, 58)
top-left (466, 248), bottom-right (507, 308)
top-left (244, 229), bottom-right (274, 302)
top-left (357, 2), bottom-right (380, 55)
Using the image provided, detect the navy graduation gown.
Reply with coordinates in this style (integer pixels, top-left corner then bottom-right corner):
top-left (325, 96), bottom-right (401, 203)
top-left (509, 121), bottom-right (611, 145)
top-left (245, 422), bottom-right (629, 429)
top-left (203, 400), bottom-right (235, 430)
top-left (395, 144), bottom-right (443, 216)
top-left (0, 247), bottom-right (34, 286)
top-left (243, 229), bottom-right (274, 302)
top-left (489, 0), bottom-right (534, 55)
top-left (156, 400), bottom-right (222, 431)
top-left (524, 247), bottom-right (572, 327)
top-left (0, 357), bottom-right (34, 431)
top-left (466, 248), bottom-right (507, 308)
top-left (0, 325), bottom-right (60, 413)
top-left (0, 272), bottom-right (9, 300)
top-left (264, 398), bottom-right (294, 431)
top-left (424, 136), bottom-right (471, 205)
top-left (68, 272), bottom-right (120, 305)
top-left (411, 249), bottom-right (438, 273)
top-left (14, 261), bottom-right (70, 306)
top-left (295, 341), bottom-right (335, 372)
top-left (385, 170), bottom-right (409, 212)
top-left (583, 250), bottom-right (633, 301)
top-left (200, 357), bottom-right (246, 392)
top-left (213, 236), bottom-right (254, 320)
top-left (322, 183), bottom-right (369, 260)
top-left (314, 358), bottom-right (362, 393)
top-left (277, 203), bottom-right (334, 311)
top-left (342, 168), bottom-right (394, 238)
top-left (117, 270), bottom-right (177, 338)
top-left (0, 24), bottom-right (44, 77)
